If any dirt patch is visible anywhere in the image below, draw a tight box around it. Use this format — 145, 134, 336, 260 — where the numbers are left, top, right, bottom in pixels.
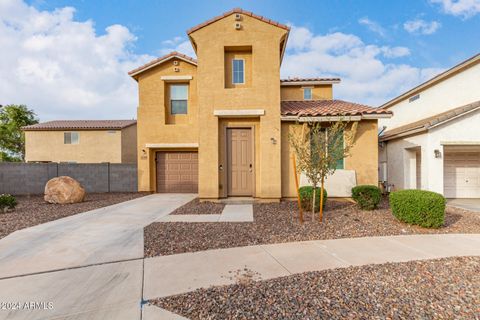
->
144, 198, 480, 257
0, 192, 148, 239
152, 256, 480, 319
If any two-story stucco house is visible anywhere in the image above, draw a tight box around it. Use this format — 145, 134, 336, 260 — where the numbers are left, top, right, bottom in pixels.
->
129, 8, 391, 201
379, 53, 480, 199
23, 120, 137, 163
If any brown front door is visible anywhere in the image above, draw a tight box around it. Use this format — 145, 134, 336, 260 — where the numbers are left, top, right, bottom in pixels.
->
227, 128, 253, 196
156, 151, 198, 193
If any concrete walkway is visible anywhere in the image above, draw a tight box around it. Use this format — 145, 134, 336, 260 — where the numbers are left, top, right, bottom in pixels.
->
448, 198, 480, 213
143, 233, 480, 299
0, 193, 195, 320
159, 204, 253, 222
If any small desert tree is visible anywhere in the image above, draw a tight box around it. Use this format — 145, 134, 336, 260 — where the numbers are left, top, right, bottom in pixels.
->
289, 119, 357, 222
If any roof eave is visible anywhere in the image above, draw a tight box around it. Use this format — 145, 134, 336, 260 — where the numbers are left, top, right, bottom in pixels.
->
128, 54, 197, 78
280, 79, 341, 86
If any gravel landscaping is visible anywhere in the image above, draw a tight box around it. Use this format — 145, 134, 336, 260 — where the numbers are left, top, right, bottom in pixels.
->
152, 256, 480, 319
144, 198, 480, 256
170, 198, 225, 215
0, 192, 147, 239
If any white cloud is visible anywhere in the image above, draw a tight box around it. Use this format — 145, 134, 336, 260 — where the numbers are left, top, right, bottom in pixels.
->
358, 17, 386, 37
404, 19, 441, 35
430, 0, 480, 18
0, 0, 154, 121
158, 36, 196, 57
282, 26, 443, 106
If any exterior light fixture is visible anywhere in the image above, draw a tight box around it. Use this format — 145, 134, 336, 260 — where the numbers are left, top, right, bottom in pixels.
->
270, 137, 277, 145
434, 149, 441, 158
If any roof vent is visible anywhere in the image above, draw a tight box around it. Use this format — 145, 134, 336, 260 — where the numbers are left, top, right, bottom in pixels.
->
235, 13, 242, 21
174, 67, 180, 72
235, 22, 242, 30
173, 60, 179, 66
409, 94, 420, 103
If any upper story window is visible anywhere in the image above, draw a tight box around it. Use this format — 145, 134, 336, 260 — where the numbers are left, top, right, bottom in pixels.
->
64, 132, 79, 144
232, 59, 245, 84
170, 84, 188, 114
303, 87, 312, 100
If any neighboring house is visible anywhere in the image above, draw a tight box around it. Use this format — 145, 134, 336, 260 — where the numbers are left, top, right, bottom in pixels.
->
379, 53, 480, 198
129, 8, 391, 200
23, 120, 137, 164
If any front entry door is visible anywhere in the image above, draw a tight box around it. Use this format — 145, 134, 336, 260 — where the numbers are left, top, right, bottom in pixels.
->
227, 128, 253, 196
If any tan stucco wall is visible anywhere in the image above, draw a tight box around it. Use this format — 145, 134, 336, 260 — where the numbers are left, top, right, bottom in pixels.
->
121, 124, 137, 163
136, 59, 198, 191
281, 85, 332, 101
345, 120, 379, 186
281, 120, 379, 197
190, 13, 288, 200
24, 130, 122, 163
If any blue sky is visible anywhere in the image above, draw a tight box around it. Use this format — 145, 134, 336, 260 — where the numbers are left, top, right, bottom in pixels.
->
1, 0, 479, 120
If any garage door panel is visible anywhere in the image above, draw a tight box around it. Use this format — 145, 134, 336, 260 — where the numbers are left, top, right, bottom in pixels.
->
156, 151, 198, 193
444, 150, 480, 198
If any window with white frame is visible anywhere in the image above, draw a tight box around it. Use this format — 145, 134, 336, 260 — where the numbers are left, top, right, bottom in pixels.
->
64, 132, 79, 144
170, 84, 188, 114
232, 59, 245, 84
303, 87, 312, 100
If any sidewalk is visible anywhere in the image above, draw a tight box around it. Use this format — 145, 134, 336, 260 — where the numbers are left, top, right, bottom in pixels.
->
143, 233, 480, 299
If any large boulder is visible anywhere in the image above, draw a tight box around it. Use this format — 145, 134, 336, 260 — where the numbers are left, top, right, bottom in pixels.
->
44, 176, 86, 204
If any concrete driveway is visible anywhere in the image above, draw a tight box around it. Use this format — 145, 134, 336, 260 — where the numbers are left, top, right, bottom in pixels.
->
447, 198, 480, 212
0, 193, 195, 320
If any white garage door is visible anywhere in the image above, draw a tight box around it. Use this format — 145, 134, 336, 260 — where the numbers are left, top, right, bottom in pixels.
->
444, 147, 480, 198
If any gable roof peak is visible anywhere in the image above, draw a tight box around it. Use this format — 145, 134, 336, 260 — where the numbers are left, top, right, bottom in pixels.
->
128, 51, 197, 78
186, 8, 290, 35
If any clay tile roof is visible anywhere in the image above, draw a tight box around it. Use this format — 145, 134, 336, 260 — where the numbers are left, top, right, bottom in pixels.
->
280, 77, 341, 83
128, 51, 197, 77
281, 100, 392, 117
380, 100, 480, 141
22, 120, 137, 131
187, 8, 290, 34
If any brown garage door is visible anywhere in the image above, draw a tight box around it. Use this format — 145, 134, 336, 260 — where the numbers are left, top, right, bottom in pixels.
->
156, 152, 198, 193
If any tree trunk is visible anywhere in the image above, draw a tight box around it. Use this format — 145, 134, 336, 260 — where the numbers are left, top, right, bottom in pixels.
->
292, 155, 303, 223
311, 184, 316, 221
319, 175, 325, 222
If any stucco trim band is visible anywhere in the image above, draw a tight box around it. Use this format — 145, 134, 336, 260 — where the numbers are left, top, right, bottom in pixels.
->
145, 143, 199, 148
160, 75, 193, 80
214, 109, 265, 117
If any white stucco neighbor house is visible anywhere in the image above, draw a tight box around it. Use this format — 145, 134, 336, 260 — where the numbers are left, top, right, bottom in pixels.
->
378, 53, 480, 199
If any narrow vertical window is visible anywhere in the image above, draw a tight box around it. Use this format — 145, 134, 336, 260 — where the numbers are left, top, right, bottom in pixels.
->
303, 87, 312, 100
232, 59, 245, 84
170, 84, 188, 114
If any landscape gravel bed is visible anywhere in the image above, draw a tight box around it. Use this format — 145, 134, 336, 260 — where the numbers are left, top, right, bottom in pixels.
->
144, 198, 480, 256
152, 256, 480, 319
0, 192, 147, 239
170, 198, 225, 215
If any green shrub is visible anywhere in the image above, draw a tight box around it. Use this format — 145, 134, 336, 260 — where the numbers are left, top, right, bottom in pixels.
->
351, 185, 382, 210
0, 194, 17, 213
389, 190, 445, 228
299, 186, 328, 212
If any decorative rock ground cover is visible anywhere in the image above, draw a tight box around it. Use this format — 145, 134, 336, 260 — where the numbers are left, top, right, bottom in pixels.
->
144, 198, 480, 257
152, 256, 480, 319
169, 198, 225, 215
0, 192, 147, 239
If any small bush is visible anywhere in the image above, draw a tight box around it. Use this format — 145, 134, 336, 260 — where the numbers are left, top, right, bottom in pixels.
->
0, 194, 17, 213
389, 189, 445, 228
351, 185, 382, 210
299, 186, 328, 212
